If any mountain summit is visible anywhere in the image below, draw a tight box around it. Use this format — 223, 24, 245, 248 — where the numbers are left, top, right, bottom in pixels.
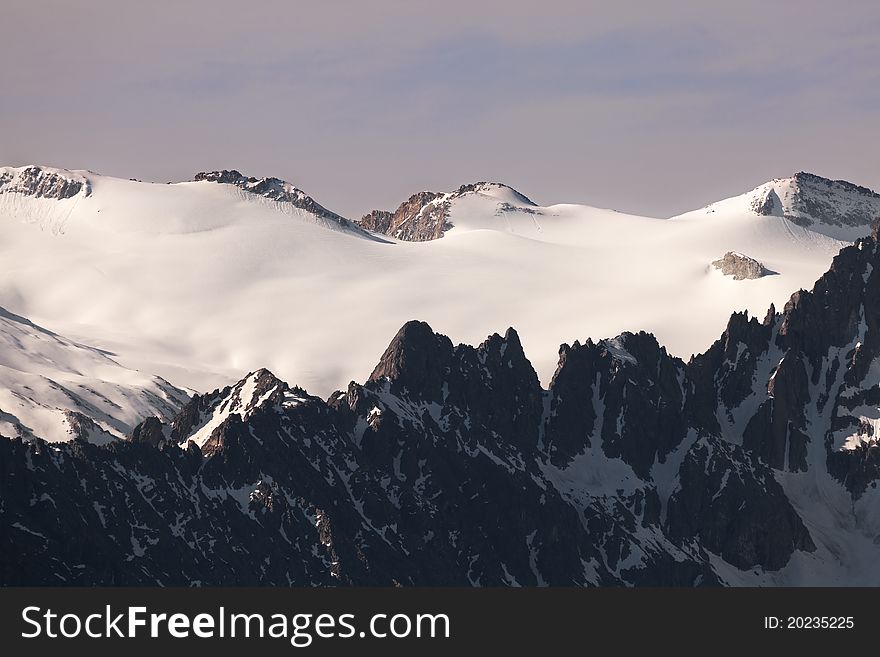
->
193, 169, 382, 240
690, 172, 880, 241
0, 165, 91, 200
358, 181, 536, 241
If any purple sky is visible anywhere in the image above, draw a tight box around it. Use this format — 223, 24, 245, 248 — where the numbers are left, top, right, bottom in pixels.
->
2, 0, 878, 218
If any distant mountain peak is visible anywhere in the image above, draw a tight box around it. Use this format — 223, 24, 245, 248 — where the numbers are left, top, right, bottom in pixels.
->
791, 171, 880, 197
358, 180, 536, 242
193, 169, 338, 217
744, 171, 880, 238
0, 165, 91, 200
193, 169, 384, 241
452, 181, 537, 206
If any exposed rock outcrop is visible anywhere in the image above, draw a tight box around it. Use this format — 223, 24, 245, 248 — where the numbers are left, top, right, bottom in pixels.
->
712, 252, 773, 280
194, 169, 382, 240
360, 191, 448, 241
358, 182, 535, 241
0, 165, 90, 200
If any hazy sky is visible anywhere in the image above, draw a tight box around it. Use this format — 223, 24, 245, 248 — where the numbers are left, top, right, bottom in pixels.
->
2, 1, 878, 219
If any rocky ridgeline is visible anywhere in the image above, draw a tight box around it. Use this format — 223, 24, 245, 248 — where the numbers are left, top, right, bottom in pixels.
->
750, 171, 880, 231
0, 165, 90, 200
193, 169, 380, 239
359, 191, 448, 241
194, 169, 342, 221
359, 182, 535, 241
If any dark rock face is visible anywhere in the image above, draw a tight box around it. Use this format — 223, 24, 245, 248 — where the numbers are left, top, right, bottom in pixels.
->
758, 171, 880, 230
665, 437, 814, 570
789, 172, 880, 229
742, 354, 811, 472
129, 416, 167, 448
0, 166, 90, 199
827, 441, 880, 498
546, 333, 688, 475
7, 232, 880, 586
368, 320, 455, 400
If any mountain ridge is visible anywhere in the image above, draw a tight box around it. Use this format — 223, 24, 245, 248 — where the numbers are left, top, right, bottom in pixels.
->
5, 163, 878, 243
0, 161, 869, 428
5, 223, 880, 585
679, 171, 880, 242
192, 169, 385, 241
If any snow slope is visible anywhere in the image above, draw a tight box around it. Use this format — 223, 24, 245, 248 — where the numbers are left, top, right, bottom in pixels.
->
0, 305, 188, 443
0, 165, 859, 405
674, 171, 880, 242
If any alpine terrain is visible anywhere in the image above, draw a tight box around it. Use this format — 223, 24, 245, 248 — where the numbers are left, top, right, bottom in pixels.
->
1, 165, 873, 408
2, 165, 880, 586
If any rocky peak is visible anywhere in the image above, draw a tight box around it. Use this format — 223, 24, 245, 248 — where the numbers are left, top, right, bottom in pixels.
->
362, 322, 544, 452
0, 165, 91, 200
194, 169, 332, 215
777, 233, 880, 360
747, 172, 880, 236
455, 327, 543, 451
545, 331, 688, 474
480, 327, 530, 369
453, 181, 536, 206
793, 171, 879, 197
129, 416, 169, 448
367, 320, 455, 401
359, 191, 447, 242
164, 368, 291, 454
358, 181, 534, 242
192, 169, 247, 185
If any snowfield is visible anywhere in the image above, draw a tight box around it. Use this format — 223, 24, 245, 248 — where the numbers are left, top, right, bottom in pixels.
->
0, 166, 860, 436
0, 305, 188, 443
4, 165, 880, 588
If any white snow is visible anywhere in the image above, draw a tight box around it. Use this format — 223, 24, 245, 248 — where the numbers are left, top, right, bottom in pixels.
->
0, 166, 854, 405
0, 305, 188, 443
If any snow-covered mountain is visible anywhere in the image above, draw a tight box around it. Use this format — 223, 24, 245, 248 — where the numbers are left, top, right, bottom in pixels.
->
2, 164, 870, 414
192, 169, 385, 240
674, 171, 880, 241
4, 163, 880, 586
6, 227, 880, 585
359, 181, 537, 241
0, 305, 188, 443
